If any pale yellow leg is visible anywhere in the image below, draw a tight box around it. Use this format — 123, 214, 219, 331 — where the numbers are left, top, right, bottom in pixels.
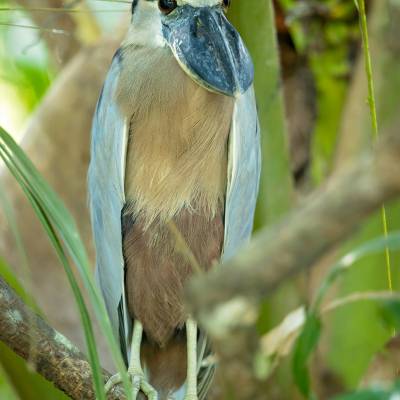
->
184, 318, 198, 400
105, 320, 158, 399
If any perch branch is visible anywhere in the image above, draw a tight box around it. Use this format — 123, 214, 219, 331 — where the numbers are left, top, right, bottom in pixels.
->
186, 121, 400, 399
0, 276, 126, 400
188, 124, 400, 328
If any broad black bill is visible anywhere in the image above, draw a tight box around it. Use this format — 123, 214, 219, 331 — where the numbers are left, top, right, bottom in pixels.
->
162, 5, 254, 97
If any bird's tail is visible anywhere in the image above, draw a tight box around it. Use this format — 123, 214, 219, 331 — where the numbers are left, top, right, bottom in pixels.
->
141, 329, 215, 400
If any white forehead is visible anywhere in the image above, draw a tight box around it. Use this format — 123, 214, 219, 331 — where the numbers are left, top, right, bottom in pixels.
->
177, 0, 220, 6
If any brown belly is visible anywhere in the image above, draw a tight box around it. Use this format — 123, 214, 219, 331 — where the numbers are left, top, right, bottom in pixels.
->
123, 204, 224, 347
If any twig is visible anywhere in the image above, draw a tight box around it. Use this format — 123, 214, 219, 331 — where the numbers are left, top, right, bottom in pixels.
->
167, 220, 203, 275
322, 291, 400, 314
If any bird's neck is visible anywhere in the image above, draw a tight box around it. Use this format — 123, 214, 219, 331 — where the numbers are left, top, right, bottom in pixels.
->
124, 1, 165, 48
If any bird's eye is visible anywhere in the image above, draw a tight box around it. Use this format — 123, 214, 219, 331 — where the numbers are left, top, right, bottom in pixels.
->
223, 0, 231, 8
158, 0, 177, 14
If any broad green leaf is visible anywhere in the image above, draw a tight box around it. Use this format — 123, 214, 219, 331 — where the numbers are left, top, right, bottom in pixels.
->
327, 206, 400, 387
292, 312, 321, 397
332, 382, 400, 400
333, 390, 388, 400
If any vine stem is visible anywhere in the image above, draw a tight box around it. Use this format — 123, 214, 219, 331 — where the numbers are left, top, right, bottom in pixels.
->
356, 0, 393, 295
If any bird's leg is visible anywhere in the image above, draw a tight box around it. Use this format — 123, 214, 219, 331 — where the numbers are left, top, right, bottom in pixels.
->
184, 317, 198, 400
128, 320, 157, 399
105, 320, 158, 400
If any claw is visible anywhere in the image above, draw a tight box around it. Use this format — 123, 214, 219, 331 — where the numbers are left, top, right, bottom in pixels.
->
104, 371, 158, 400
104, 373, 125, 394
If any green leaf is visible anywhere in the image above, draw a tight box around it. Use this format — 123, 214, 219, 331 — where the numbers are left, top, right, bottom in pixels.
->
312, 231, 400, 312
326, 205, 400, 387
333, 390, 387, 400
379, 299, 400, 331
292, 313, 321, 397
332, 382, 400, 399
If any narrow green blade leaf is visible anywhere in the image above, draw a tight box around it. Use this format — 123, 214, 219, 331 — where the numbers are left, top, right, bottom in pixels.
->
0, 127, 132, 399
0, 141, 106, 400
292, 313, 321, 397
313, 232, 400, 311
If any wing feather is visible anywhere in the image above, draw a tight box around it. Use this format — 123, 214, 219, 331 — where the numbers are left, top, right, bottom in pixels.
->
88, 49, 131, 353
223, 86, 261, 260
89, 53, 260, 390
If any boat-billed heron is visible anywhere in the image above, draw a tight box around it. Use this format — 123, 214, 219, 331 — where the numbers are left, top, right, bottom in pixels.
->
88, 0, 260, 398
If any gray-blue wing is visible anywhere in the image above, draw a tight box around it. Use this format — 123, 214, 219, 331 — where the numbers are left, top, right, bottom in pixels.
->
223, 86, 261, 261
88, 50, 130, 352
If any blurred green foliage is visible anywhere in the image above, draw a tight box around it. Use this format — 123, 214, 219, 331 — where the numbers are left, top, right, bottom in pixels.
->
0, 364, 18, 400
0, 1, 52, 135
229, 0, 294, 228
332, 382, 400, 400
278, 0, 359, 182
0, 342, 69, 400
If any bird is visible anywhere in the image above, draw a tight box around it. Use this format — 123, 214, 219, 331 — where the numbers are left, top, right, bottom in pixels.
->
88, 0, 261, 399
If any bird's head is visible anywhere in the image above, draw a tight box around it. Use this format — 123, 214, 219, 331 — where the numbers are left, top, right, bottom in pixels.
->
128, 0, 254, 97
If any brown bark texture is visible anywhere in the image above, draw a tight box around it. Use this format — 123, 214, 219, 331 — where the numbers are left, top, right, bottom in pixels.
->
0, 276, 126, 400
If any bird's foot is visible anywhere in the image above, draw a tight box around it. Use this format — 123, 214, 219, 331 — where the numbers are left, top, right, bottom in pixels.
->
104, 370, 158, 400
130, 371, 158, 400
104, 373, 123, 394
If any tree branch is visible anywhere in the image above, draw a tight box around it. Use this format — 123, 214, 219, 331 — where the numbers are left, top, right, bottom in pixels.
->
186, 123, 400, 398
188, 125, 400, 324
0, 276, 126, 400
